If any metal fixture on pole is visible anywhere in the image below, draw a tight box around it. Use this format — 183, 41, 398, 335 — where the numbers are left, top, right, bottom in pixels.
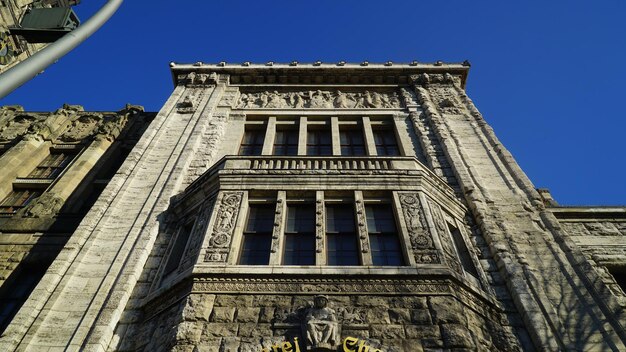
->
0, 0, 123, 99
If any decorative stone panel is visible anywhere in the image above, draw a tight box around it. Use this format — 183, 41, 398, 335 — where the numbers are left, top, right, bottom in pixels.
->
204, 191, 244, 263
397, 192, 440, 265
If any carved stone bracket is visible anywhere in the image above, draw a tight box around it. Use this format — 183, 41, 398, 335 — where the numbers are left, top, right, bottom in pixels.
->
204, 191, 243, 263
410, 73, 462, 88
237, 89, 403, 109
177, 71, 227, 87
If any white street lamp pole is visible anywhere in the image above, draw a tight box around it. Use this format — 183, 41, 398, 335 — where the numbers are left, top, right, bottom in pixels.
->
0, 0, 123, 99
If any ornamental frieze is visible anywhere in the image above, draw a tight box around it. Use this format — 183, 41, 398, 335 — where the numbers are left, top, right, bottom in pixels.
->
192, 277, 451, 295
237, 89, 403, 109
204, 191, 243, 263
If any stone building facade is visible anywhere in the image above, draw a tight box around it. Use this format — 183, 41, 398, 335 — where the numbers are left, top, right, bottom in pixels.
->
0, 104, 154, 332
0, 62, 625, 352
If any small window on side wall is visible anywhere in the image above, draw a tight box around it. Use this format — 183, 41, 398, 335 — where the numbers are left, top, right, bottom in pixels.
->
163, 221, 194, 276
447, 223, 479, 278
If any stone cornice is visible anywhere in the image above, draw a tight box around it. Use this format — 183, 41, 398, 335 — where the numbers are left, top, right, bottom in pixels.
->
170, 61, 470, 88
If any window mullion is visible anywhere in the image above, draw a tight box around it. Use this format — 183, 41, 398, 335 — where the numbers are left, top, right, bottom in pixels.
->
297, 116, 307, 156
261, 116, 276, 155
362, 116, 377, 156
331, 116, 341, 156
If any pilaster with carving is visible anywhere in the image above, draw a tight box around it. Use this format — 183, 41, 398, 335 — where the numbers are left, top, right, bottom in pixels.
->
315, 191, 325, 265
397, 192, 440, 265
354, 191, 372, 265
269, 192, 286, 265
204, 191, 244, 263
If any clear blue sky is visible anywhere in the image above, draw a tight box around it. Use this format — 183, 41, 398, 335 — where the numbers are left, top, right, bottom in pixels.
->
2, 1, 625, 206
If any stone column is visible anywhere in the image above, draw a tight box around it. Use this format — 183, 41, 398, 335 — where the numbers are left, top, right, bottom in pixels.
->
315, 191, 325, 265
361, 116, 377, 156
297, 116, 307, 156
262, 116, 276, 155
269, 191, 287, 265
331, 116, 341, 156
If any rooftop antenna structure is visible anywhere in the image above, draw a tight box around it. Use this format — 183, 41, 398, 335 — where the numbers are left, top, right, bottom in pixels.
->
0, 0, 123, 99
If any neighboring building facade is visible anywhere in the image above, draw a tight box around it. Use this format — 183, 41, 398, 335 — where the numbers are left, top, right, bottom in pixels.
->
0, 104, 154, 333
0, 0, 80, 73
0, 62, 625, 352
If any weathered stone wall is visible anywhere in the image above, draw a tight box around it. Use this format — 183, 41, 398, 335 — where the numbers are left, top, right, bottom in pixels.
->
127, 289, 519, 352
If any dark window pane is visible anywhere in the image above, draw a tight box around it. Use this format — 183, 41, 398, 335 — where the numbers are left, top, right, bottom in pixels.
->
163, 222, 194, 275
340, 128, 365, 156
240, 204, 275, 265
326, 204, 359, 265
274, 129, 298, 156
284, 233, 315, 265
326, 204, 355, 233
366, 204, 404, 266
28, 152, 75, 179
284, 205, 316, 265
240, 233, 272, 265
239, 129, 265, 156
245, 206, 274, 233
370, 234, 404, 266
307, 129, 332, 156
327, 234, 359, 265
373, 128, 399, 156
0, 190, 41, 215
286, 205, 315, 233
365, 205, 396, 233
448, 224, 479, 277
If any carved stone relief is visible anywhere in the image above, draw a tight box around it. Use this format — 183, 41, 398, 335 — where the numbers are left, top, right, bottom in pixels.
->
399, 193, 432, 249
237, 89, 403, 109
177, 88, 205, 114
0, 114, 36, 141
429, 87, 465, 115
59, 114, 103, 142
204, 192, 243, 263
95, 114, 128, 142
354, 199, 370, 254
178, 199, 215, 273
218, 89, 240, 108
398, 193, 444, 265
17, 193, 63, 218
315, 198, 324, 254
271, 198, 284, 254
